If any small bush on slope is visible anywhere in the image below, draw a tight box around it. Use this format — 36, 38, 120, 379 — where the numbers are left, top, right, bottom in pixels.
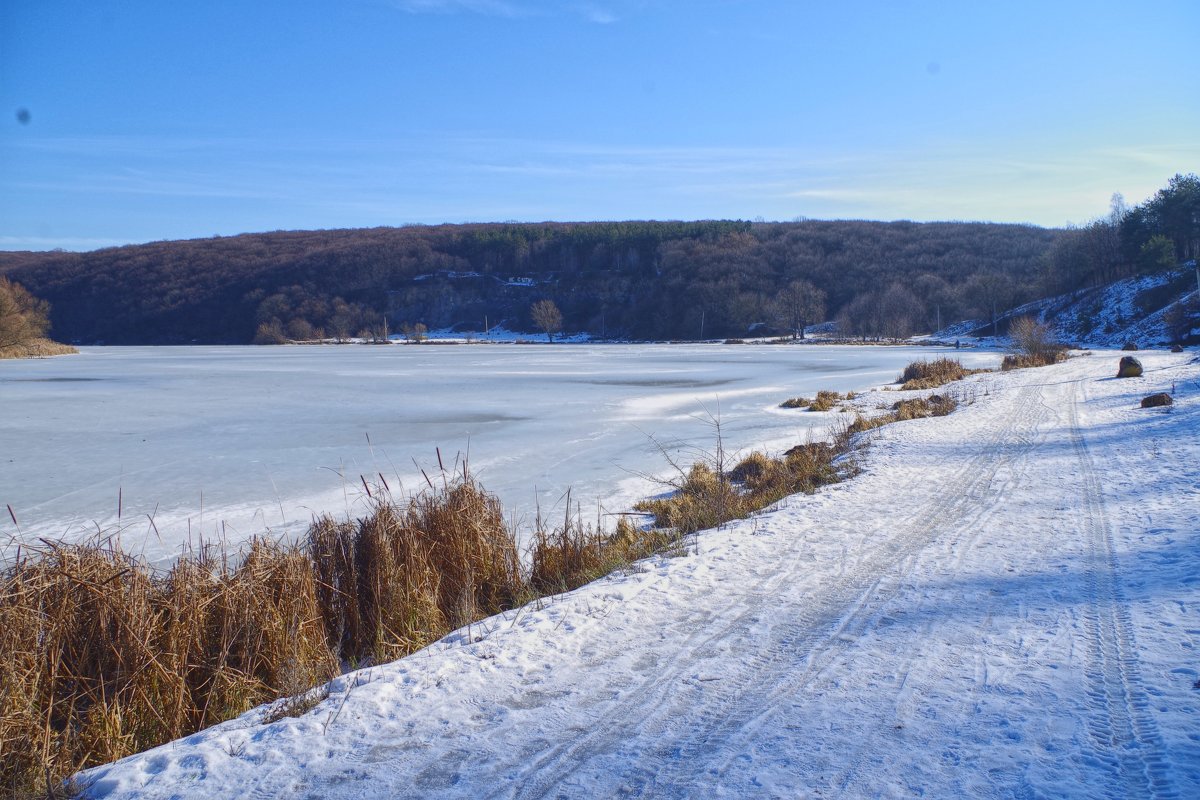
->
1003, 316, 1069, 370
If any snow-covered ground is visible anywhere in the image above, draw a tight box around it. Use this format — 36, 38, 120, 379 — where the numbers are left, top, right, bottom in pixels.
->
79, 348, 1200, 799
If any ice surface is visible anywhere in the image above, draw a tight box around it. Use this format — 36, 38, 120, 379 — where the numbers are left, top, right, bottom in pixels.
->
0, 343, 997, 561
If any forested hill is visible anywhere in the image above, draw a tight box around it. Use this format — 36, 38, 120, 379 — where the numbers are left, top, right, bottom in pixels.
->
0, 220, 1060, 344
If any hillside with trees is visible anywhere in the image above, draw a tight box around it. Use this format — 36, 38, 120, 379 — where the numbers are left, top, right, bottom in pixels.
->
1043, 173, 1199, 294
0, 219, 1062, 344
2, 174, 1195, 346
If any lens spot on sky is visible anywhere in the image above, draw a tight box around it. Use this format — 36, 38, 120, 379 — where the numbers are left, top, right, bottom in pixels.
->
925, 61, 941, 76
15, 108, 31, 124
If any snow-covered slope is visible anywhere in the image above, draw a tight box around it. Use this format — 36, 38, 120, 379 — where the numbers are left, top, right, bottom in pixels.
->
941, 268, 1199, 349
79, 351, 1200, 799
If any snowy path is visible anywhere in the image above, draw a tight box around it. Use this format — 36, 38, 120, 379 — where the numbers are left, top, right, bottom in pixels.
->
81, 352, 1200, 799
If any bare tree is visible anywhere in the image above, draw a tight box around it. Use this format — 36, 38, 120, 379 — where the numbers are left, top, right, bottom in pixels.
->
878, 283, 921, 339
1009, 316, 1058, 359
0, 277, 50, 350
771, 279, 826, 339
400, 322, 428, 343
836, 284, 920, 341
530, 299, 563, 342
836, 293, 879, 341
964, 271, 1016, 337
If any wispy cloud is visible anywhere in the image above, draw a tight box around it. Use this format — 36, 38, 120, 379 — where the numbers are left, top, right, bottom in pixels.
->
575, 3, 618, 24
391, 0, 529, 17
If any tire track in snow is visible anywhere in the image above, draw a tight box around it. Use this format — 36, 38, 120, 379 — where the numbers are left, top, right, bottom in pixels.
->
1067, 379, 1175, 800
504, 378, 1048, 799
835, 386, 1055, 799
638, 382, 1050, 798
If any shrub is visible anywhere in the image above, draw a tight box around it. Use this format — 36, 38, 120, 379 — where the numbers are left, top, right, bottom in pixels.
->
1009, 316, 1065, 362
779, 397, 811, 409
898, 358, 977, 390
1163, 297, 1199, 343
0, 338, 77, 358
807, 390, 843, 411
0, 277, 50, 352
892, 394, 958, 420
253, 319, 289, 344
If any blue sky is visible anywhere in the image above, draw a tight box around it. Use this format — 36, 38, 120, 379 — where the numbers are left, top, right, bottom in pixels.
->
1, 0, 1197, 250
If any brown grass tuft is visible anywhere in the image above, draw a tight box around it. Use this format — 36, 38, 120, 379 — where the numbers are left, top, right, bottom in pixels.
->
1000, 351, 1068, 370
848, 392, 960, 435
634, 437, 846, 535
897, 357, 981, 390
0, 536, 337, 798
807, 390, 843, 412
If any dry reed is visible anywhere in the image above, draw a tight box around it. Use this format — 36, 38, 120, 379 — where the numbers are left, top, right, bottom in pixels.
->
3, 470, 683, 796
634, 432, 849, 535
897, 357, 983, 390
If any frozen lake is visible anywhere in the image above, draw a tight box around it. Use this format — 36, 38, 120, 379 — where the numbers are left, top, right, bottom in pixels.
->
1, 343, 999, 562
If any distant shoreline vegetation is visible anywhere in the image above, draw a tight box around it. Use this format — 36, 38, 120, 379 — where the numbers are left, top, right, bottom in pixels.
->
0, 218, 1059, 347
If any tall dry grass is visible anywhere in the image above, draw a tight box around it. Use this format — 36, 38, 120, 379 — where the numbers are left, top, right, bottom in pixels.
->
1, 471, 686, 797
307, 478, 522, 664
528, 508, 676, 595
1, 536, 336, 798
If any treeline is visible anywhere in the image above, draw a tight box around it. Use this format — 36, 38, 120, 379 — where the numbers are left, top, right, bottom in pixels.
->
0, 219, 1062, 343
1044, 173, 1200, 294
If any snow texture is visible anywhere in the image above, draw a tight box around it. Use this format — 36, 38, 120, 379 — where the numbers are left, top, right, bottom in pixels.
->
78, 349, 1200, 799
